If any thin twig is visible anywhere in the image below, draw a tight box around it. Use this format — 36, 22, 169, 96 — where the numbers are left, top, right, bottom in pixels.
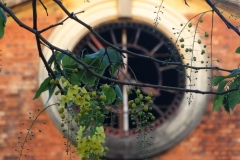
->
52, 0, 234, 72
18, 103, 58, 160
205, 0, 240, 36
32, 0, 63, 92
39, 16, 70, 33
0, 2, 232, 72
153, 0, 164, 28
0, 2, 238, 95
39, 0, 48, 16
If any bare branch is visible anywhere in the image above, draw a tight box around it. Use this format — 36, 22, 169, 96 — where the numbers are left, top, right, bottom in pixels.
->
0, 1, 238, 95
18, 104, 58, 160
32, 0, 63, 92
39, 0, 48, 16
205, 0, 240, 36
39, 16, 70, 33
52, 0, 233, 73
184, 0, 189, 6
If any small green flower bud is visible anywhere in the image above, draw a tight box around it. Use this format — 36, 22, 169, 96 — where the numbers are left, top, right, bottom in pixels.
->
103, 84, 109, 90
55, 90, 61, 95
50, 79, 55, 84
139, 94, 143, 100
149, 100, 153, 104
58, 108, 64, 114
188, 22, 192, 28
197, 39, 202, 44
100, 95, 106, 102
205, 32, 209, 37
131, 103, 136, 109
136, 89, 141, 94
91, 91, 97, 97
148, 92, 153, 97
61, 113, 65, 119
54, 79, 59, 84
135, 98, 140, 104
128, 100, 134, 106
127, 89, 132, 95
143, 106, 148, 112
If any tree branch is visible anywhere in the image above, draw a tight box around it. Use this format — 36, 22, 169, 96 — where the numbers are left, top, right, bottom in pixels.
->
32, 1, 63, 92
0, 2, 238, 95
52, 0, 234, 73
184, 0, 189, 6
39, 16, 70, 33
205, 0, 240, 36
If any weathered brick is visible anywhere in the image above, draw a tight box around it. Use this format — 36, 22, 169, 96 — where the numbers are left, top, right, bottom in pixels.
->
1, 2, 240, 160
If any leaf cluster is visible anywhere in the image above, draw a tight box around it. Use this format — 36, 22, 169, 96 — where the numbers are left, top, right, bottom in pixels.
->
33, 48, 123, 105
212, 70, 240, 115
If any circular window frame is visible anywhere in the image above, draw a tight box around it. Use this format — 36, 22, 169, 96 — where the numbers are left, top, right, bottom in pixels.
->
39, 0, 211, 159
72, 20, 186, 136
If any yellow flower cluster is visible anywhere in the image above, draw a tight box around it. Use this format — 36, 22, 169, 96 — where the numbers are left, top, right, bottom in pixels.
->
76, 126, 107, 159
58, 77, 108, 159
60, 77, 90, 111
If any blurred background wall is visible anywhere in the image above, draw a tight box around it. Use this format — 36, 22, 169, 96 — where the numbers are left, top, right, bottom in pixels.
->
0, 0, 240, 160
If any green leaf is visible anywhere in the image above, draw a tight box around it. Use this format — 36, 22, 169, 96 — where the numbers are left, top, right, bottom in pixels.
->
212, 95, 225, 111
48, 51, 64, 66
228, 77, 240, 110
235, 47, 240, 54
0, 8, 6, 24
212, 80, 228, 111
78, 49, 108, 86
212, 69, 240, 86
45, 83, 56, 106
213, 80, 228, 102
53, 52, 66, 73
66, 72, 81, 85
33, 77, 51, 100
78, 70, 97, 86
228, 68, 240, 77
213, 77, 240, 113
55, 72, 62, 80
63, 64, 78, 70
103, 86, 116, 105
85, 49, 105, 59
0, 18, 4, 38
223, 95, 230, 115
212, 76, 226, 86
62, 52, 77, 69
56, 51, 66, 63
102, 49, 123, 75
77, 49, 122, 86
114, 84, 122, 105
48, 51, 57, 66
0, 8, 6, 39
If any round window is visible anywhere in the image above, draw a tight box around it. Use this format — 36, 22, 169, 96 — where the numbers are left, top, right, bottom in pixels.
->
39, 1, 210, 159
73, 20, 185, 137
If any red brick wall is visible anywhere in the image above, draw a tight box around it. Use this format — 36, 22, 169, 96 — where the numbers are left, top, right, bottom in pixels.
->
0, 13, 80, 160
154, 14, 240, 160
0, 6, 240, 160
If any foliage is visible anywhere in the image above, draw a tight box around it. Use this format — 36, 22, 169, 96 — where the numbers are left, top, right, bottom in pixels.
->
0, 2, 6, 38
0, 0, 240, 159
212, 68, 240, 115
236, 47, 240, 54
37, 48, 126, 159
